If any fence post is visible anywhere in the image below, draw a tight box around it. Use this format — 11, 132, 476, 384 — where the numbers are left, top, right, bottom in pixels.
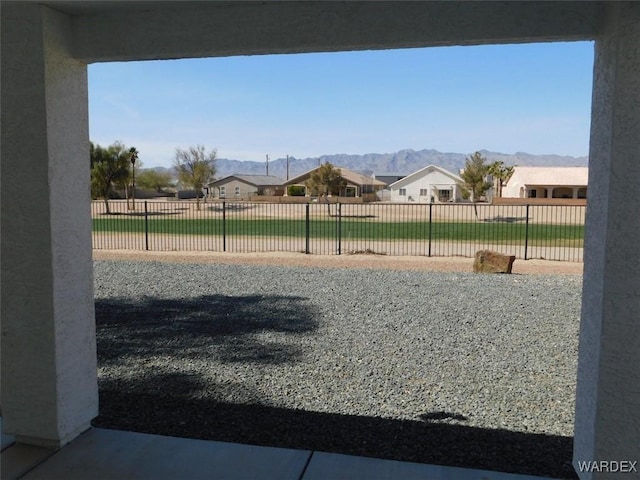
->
337, 202, 342, 255
524, 204, 530, 260
222, 201, 226, 252
428, 202, 432, 257
144, 201, 149, 251
305, 203, 310, 254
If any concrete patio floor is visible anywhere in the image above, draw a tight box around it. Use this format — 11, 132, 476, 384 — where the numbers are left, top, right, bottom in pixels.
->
1, 425, 558, 480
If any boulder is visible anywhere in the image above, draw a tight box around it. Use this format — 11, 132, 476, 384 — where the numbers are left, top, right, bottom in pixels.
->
473, 250, 516, 274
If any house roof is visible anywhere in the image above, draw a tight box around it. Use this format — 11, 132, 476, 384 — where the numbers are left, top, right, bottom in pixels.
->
507, 166, 588, 186
283, 166, 386, 187
388, 164, 462, 189
374, 173, 407, 183
375, 172, 406, 177
209, 174, 285, 187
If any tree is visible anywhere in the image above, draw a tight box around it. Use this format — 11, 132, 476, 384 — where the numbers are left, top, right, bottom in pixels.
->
287, 185, 306, 196
117, 148, 141, 210
90, 141, 135, 214
174, 145, 217, 210
459, 151, 493, 219
137, 169, 175, 192
127, 147, 140, 210
487, 160, 515, 198
305, 162, 347, 215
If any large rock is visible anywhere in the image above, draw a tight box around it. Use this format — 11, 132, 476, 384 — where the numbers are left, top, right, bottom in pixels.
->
473, 250, 516, 274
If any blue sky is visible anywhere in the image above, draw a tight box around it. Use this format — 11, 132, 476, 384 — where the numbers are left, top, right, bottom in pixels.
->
88, 41, 594, 169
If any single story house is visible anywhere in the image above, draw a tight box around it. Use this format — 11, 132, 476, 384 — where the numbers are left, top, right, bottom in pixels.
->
388, 164, 463, 203
502, 166, 588, 199
374, 173, 406, 187
283, 166, 386, 199
207, 174, 285, 199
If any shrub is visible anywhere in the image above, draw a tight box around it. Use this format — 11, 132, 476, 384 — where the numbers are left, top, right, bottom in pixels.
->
287, 185, 306, 196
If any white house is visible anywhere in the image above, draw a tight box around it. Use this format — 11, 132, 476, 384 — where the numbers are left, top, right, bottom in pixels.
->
502, 166, 588, 199
388, 165, 463, 203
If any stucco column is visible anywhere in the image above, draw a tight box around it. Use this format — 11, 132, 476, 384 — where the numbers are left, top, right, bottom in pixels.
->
1, 5, 98, 447
574, 3, 640, 478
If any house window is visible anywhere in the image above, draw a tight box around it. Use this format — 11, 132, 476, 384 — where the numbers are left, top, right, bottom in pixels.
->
419, 189, 428, 196
439, 189, 451, 200
399, 188, 407, 196
527, 189, 537, 198
235, 186, 240, 196
220, 186, 226, 197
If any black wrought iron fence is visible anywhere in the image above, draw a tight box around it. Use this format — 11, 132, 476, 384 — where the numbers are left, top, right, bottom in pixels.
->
91, 200, 585, 261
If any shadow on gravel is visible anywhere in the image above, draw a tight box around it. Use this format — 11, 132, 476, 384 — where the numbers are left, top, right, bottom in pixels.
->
93, 370, 576, 479
95, 294, 319, 366
419, 411, 469, 422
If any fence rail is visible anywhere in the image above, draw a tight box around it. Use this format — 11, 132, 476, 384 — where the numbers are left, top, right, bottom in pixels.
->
91, 200, 585, 262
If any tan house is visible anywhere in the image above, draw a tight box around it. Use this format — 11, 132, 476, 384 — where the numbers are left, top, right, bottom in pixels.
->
283, 166, 386, 200
207, 174, 285, 199
502, 166, 588, 199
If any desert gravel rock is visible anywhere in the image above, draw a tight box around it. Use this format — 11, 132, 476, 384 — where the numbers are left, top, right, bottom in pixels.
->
93, 250, 583, 275
92, 253, 582, 478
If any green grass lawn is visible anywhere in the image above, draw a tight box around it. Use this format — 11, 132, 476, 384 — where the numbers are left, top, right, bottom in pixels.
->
93, 217, 584, 247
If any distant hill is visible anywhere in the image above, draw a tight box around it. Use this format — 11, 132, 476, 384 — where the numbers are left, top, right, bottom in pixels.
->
211, 148, 588, 180
152, 148, 588, 182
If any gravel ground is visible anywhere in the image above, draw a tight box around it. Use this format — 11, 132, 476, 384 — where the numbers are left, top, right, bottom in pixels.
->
93, 257, 582, 479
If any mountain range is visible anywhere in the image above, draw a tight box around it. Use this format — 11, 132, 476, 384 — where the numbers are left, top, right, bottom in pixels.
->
154, 148, 588, 181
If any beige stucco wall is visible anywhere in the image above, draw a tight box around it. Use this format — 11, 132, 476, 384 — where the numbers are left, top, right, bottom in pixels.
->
1, 4, 98, 447
574, 4, 640, 476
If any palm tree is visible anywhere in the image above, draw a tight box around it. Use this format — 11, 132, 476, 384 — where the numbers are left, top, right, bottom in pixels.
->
129, 147, 139, 210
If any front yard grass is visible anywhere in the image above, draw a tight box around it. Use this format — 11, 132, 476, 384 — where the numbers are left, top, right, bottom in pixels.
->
92, 217, 584, 247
